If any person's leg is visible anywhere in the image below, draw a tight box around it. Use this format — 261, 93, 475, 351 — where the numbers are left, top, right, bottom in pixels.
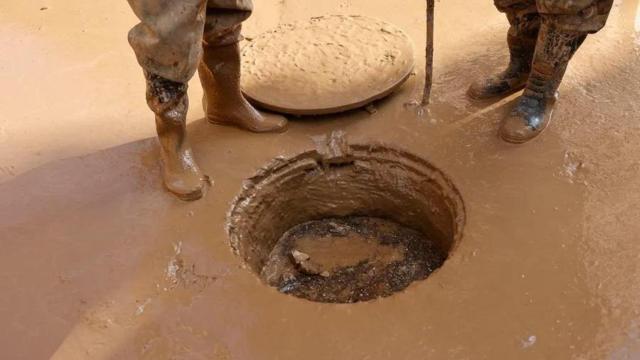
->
468, 0, 540, 100
128, 0, 207, 200
145, 73, 205, 200
499, 0, 613, 143
198, 0, 287, 132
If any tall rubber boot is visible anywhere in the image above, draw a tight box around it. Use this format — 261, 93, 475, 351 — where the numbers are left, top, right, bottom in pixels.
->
145, 72, 205, 200
198, 42, 288, 133
468, 15, 539, 100
499, 23, 586, 144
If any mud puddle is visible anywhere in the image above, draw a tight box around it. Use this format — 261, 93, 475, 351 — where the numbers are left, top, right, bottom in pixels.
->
261, 216, 446, 303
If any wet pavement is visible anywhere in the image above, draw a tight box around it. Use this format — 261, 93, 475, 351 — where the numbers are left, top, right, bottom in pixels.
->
1, 0, 640, 359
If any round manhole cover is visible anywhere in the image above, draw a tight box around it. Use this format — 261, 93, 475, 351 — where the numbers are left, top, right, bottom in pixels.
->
241, 15, 415, 116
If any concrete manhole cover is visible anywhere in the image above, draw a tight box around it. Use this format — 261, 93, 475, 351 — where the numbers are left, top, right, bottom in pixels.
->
241, 15, 415, 116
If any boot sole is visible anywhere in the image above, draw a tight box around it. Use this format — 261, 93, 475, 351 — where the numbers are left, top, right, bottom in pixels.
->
203, 96, 288, 134
166, 180, 207, 202
207, 117, 289, 134
170, 186, 204, 201
499, 120, 551, 145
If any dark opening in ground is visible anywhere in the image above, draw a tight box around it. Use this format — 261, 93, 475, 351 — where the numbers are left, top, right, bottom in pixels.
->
227, 140, 465, 303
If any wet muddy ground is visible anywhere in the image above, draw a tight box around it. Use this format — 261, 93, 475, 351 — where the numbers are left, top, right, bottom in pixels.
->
1, 0, 640, 359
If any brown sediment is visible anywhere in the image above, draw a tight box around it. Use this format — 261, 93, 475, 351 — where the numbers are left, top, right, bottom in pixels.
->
240, 15, 415, 115
1, 0, 640, 359
292, 220, 406, 273
262, 216, 446, 303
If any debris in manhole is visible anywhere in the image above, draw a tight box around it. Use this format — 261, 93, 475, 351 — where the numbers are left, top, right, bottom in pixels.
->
261, 216, 447, 303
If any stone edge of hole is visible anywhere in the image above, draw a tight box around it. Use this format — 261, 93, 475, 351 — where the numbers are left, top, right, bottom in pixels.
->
225, 143, 467, 274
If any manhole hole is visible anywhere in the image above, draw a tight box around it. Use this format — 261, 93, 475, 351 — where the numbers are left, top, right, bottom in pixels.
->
227, 134, 465, 303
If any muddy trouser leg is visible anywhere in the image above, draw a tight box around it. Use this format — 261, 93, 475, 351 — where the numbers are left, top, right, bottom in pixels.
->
505, 9, 541, 75
499, 0, 613, 143
127, 0, 208, 200
468, 0, 540, 99
197, 0, 287, 132
527, 0, 614, 98
523, 22, 586, 103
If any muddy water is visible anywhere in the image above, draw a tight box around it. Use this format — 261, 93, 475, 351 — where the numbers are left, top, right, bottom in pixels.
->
1, 0, 640, 359
293, 221, 406, 271
262, 216, 445, 303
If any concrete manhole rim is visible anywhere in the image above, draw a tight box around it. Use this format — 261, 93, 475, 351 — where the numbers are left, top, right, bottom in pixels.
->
226, 139, 466, 302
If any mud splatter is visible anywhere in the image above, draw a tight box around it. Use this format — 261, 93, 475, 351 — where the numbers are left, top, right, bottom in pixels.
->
163, 242, 217, 293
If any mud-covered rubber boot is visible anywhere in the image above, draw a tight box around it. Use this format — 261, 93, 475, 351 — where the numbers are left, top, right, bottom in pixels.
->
145, 72, 206, 200
499, 24, 587, 144
198, 42, 287, 133
468, 31, 537, 100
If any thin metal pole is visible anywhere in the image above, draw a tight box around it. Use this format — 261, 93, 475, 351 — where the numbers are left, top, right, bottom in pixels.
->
422, 0, 435, 106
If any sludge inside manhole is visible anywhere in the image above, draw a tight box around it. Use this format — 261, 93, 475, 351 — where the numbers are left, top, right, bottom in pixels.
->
227, 138, 465, 303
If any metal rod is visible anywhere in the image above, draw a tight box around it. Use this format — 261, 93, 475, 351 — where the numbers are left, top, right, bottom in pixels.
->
422, 0, 435, 106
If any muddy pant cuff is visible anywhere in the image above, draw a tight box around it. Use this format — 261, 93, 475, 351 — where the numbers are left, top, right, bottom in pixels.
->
540, 13, 610, 33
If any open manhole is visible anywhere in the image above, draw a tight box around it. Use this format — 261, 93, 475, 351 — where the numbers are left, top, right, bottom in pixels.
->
227, 134, 465, 303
